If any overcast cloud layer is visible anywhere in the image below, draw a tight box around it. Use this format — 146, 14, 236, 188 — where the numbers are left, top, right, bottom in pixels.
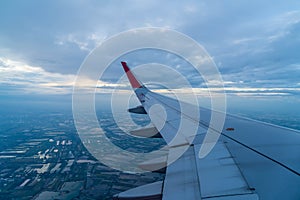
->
0, 0, 300, 97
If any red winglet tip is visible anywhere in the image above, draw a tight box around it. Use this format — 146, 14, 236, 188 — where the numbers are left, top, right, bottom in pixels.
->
121, 61, 142, 88
121, 61, 130, 72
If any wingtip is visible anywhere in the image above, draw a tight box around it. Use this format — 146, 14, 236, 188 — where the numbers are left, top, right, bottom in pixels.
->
121, 61, 130, 72
121, 61, 144, 89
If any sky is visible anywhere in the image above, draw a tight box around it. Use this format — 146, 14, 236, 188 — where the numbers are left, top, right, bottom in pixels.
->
0, 0, 300, 109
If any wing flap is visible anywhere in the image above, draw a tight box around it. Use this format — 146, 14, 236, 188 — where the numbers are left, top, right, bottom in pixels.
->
194, 142, 257, 198
162, 142, 259, 200
130, 126, 162, 138
162, 145, 201, 200
113, 181, 163, 200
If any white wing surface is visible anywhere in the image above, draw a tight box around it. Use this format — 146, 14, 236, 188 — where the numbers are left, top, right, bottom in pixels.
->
114, 62, 300, 200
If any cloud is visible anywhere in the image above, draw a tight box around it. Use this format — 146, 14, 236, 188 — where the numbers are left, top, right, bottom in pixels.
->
0, 57, 128, 94
55, 33, 107, 52
2, 56, 298, 99
152, 86, 300, 99
207, 10, 300, 90
1, 1, 300, 99
0, 0, 194, 74
0, 57, 75, 94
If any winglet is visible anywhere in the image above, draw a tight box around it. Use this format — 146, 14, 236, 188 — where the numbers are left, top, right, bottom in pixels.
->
121, 62, 143, 89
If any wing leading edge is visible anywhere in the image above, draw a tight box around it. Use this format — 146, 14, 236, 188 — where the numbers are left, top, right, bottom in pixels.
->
114, 62, 300, 200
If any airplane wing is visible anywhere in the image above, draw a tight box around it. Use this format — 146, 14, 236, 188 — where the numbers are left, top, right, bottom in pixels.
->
114, 62, 300, 200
